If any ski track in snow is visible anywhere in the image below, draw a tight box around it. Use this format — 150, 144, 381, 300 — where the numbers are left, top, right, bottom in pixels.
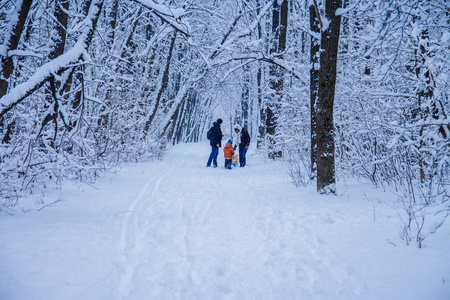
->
117, 147, 190, 298
1, 142, 449, 300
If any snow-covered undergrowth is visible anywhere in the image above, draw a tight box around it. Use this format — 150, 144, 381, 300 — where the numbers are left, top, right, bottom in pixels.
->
1, 142, 449, 300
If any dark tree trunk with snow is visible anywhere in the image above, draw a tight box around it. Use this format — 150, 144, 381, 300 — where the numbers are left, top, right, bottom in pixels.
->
256, 0, 265, 149
310, 4, 320, 179
144, 31, 177, 134
241, 68, 250, 129
267, 0, 288, 159
49, 0, 69, 60
257, 63, 265, 148
40, 0, 70, 138
107, 0, 119, 45
0, 0, 33, 98
316, 0, 342, 194
70, 0, 101, 119
417, 26, 432, 183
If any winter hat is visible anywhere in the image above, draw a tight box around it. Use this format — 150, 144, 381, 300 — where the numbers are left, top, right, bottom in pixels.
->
227, 139, 232, 144
234, 124, 241, 131
217, 118, 223, 124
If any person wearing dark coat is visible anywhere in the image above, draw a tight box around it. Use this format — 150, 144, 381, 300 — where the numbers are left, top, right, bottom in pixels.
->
206, 118, 223, 167
233, 124, 251, 167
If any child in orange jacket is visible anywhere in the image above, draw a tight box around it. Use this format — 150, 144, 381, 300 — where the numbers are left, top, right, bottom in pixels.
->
223, 140, 235, 169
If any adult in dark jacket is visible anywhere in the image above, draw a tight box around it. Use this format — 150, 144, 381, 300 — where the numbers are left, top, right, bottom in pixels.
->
233, 124, 251, 167
206, 118, 223, 167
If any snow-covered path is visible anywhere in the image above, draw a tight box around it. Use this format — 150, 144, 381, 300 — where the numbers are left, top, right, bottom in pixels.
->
114, 144, 355, 299
1, 143, 449, 300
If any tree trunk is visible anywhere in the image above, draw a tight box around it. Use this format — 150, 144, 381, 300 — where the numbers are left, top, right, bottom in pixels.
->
68, 0, 102, 130
257, 62, 265, 148
267, 0, 288, 159
40, 0, 70, 136
316, 0, 342, 194
49, 0, 69, 60
417, 26, 429, 183
144, 31, 177, 134
107, 0, 119, 45
98, 0, 124, 129
160, 86, 189, 138
0, 0, 104, 119
256, 0, 265, 149
241, 67, 250, 129
310, 4, 320, 179
0, 0, 33, 98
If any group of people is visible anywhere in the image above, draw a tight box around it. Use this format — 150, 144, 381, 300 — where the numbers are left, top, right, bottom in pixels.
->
206, 118, 251, 169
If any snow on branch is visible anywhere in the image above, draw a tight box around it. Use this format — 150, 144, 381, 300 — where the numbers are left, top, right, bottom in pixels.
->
0, 0, 103, 118
213, 54, 303, 80
0, 46, 84, 117
132, 0, 190, 37
209, 1, 272, 61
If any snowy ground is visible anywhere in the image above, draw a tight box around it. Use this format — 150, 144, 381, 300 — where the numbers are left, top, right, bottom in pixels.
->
1, 142, 449, 300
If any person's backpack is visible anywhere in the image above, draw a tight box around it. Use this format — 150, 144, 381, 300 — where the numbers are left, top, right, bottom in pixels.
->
206, 127, 214, 140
